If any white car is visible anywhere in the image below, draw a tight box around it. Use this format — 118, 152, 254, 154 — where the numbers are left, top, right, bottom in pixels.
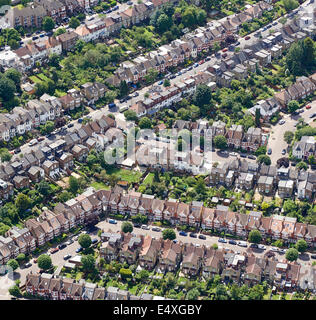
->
141, 225, 150, 230
28, 139, 38, 146
258, 244, 266, 250
271, 247, 279, 252
279, 119, 285, 125
229, 152, 238, 157
237, 241, 248, 247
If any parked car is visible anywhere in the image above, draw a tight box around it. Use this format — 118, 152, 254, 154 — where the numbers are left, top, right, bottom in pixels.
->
152, 227, 161, 232
179, 231, 188, 236
132, 92, 139, 97
141, 225, 150, 230
37, 136, 45, 142
250, 243, 258, 248
245, 36, 250, 40
75, 247, 83, 253
306, 105, 311, 109
189, 232, 197, 238
65, 240, 73, 245
228, 240, 237, 245
67, 123, 74, 128
311, 255, 316, 259
28, 139, 38, 146
248, 155, 256, 160
279, 119, 285, 125
271, 247, 279, 252
258, 244, 266, 250
237, 241, 247, 247
158, 80, 163, 85
309, 112, 316, 118
24, 262, 32, 268
240, 153, 247, 158
91, 239, 98, 244
218, 238, 227, 243
282, 149, 286, 155
63, 254, 71, 260
267, 148, 272, 155
58, 243, 67, 250
193, 63, 199, 68
198, 234, 206, 240
133, 223, 141, 228
50, 248, 59, 254
108, 219, 117, 224
222, 48, 228, 52
14, 147, 21, 154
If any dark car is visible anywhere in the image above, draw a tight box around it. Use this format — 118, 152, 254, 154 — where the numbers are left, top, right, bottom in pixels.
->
91, 238, 98, 244
198, 234, 206, 240
250, 243, 258, 248
179, 231, 187, 236
75, 247, 83, 253
240, 153, 247, 158
14, 147, 21, 154
152, 227, 161, 232
189, 232, 197, 238
32, 36, 39, 40
133, 223, 141, 228
228, 240, 237, 245
58, 243, 67, 250
248, 155, 256, 160
267, 148, 272, 155
67, 123, 74, 128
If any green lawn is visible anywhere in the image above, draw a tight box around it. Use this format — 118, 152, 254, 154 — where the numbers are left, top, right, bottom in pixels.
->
141, 173, 154, 186
90, 181, 110, 190
37, 73, 50, 82
272, 294, 280, 300
29, 76, 42, 84
106, 168, 142, 183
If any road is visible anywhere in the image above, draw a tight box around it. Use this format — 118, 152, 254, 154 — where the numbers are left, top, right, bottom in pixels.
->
267, 100, 316, 164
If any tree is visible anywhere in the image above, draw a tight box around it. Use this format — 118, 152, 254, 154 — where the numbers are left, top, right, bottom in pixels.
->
119, 268, 133, 279
193, 84, 212, 107
255, 108, 261, 127
214, 135, 227, 149
37, 180, 52, 196
136, 269, 149, 282
15, 193, 31, 214
284, 131, 294, 145
195, 177, 206, 194
257, 155, 271, 165
286, 248, 299, 262
156, 13, 173, 33
16, 253, 26, 264
163, 79, 170, 87
186, 288, 200, 300
296, 161, 308, 170
288, 100, 300, 113
0, 148, 12, 162
248, 230, 262, 244
254, 146, 267, 157
7, 259, 18, 272
212, 243, 218, 250
78, 234, 92, 249
121, 222, 133, 233
162, 228, 176, 240
37, 254, 53, 271
39, 120, 54, 135
295, 239, 308, 254
81, 254, 96, 273
124, 110, 138, 121
9, 285, 22, 298
5, 68, 21, 88
119, 80, 129, 98
139, 117, 152, 129
302, 37, 315, 68
69, 176, 79, 194
282, 0, 299, 12
42, 16, 55, 32
0, 76, 16, 102
69, 17, 80, 29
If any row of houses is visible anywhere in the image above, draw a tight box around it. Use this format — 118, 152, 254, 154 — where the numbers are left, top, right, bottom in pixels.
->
0, 82, 106, 142
0, 112, 118, 201
250, 75, 316, 120
0, 0, 178, 71
25, 272, 171, 300
99, 230, 304, 290
293, 136, 316, 161
207, 157, 316, 200
106, 2, 316, 90
1, 182, 316, 264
